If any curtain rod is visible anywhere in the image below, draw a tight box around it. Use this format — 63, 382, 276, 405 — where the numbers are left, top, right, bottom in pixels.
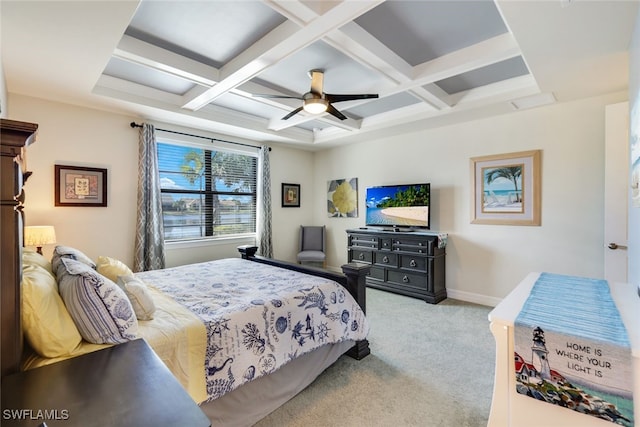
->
129, 122, 270, 151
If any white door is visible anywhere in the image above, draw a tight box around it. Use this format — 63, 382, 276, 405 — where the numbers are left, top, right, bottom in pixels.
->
604, 102, 629, 283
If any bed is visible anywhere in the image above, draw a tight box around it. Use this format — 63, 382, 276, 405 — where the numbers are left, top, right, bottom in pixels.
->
1, 119, 370, 425
7, 243, 370, 427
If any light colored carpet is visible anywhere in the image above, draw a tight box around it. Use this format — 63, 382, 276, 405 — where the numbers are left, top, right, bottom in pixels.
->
254, 288, 496, 427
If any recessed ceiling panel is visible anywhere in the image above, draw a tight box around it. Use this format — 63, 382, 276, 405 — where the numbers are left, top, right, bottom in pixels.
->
126, 1, 286, 68
103, 57, 195, 95
345, 92, 421, 117
251, 40, 393, 96
434, 56, 530, 94
354, 0, 508, 66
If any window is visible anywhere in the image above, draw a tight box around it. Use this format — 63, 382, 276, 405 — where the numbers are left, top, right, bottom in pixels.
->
157, 141, 257, 241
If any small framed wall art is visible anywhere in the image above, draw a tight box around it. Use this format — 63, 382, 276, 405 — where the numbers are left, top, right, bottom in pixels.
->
470, 150, 541, 225
282, 183, 300, 207
55, 164, 108, 207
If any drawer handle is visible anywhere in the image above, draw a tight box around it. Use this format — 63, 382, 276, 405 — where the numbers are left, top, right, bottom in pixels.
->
402, 275, 409, 283
419, 249, 424, 253
382, 256, 389, 263
409, 259, 417, 267
358, 253, 364, 260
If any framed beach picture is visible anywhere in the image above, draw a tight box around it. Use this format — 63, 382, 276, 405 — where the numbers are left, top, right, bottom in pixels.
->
55, 164, 108, 207
470, 150, 541, 225
281, 183, 300, 207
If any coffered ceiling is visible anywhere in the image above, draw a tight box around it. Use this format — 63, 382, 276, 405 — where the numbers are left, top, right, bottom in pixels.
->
1, 1, 638, 149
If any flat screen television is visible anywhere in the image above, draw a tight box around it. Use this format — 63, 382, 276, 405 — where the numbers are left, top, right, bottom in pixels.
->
365, 183, 430, 229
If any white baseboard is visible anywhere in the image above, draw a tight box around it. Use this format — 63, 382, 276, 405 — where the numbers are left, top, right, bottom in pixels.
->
445, 288, 501, 307
329, 264, 502, 307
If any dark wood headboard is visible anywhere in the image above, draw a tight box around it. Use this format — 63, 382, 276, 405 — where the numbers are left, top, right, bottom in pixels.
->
1, 119, 38, 377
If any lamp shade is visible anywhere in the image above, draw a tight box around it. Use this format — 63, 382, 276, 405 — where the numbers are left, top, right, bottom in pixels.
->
24, 225, 57, 247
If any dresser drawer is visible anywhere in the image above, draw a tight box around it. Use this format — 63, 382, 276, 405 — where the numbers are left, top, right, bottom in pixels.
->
350, 234, 378, 249
387, 270, 427, 289
368, 266, 385, 281
374, 252, 397, 267
393, 239, 433, 254
350, 249, 373, 264
399, 255, 427, 272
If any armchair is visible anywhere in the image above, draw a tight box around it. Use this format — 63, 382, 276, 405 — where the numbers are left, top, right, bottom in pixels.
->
296, 225, 326, 268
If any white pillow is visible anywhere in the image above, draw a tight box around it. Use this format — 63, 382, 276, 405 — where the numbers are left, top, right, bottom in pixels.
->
117, 275, 156, 321
57, 257, 138, 344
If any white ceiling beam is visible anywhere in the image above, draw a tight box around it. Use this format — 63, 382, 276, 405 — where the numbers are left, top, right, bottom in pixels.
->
263, 0, 319, 25
411, 33, 522, 88
95, 74, 185, 105
114, 35, 219, 87
181, 0, 384, 111
94, 75, 314, 144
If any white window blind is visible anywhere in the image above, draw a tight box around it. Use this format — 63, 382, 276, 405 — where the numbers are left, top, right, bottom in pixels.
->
157, 141, 257, 241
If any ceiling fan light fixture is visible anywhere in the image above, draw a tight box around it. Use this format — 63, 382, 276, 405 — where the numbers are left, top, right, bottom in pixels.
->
303, 97, 328, 114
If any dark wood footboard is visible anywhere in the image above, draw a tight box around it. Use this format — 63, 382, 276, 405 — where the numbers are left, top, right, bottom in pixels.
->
238, 245, 370, 359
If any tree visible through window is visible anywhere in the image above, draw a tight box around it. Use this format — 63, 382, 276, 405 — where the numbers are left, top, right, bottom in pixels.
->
157, 142, 257, 241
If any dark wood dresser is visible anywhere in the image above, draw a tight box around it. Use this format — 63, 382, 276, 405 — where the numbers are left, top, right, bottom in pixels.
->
347, 228, 447, 304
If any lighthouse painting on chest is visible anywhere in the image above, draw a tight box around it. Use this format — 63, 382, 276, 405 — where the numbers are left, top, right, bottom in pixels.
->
514, 325, 634, 425
513, 273, 634, 426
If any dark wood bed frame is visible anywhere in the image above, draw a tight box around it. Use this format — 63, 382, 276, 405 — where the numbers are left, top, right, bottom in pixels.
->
0, 118, 370, 380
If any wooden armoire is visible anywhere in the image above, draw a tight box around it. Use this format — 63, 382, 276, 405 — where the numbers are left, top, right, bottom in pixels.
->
1, 119, 38, 377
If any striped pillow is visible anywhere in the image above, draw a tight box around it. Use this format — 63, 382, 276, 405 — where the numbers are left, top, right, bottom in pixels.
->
57, 257, 138, 344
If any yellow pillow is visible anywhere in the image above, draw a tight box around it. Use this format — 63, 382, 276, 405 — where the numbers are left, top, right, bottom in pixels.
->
23, 248, 53, 275
22, 263, 82, 357
96, 256, 134, 283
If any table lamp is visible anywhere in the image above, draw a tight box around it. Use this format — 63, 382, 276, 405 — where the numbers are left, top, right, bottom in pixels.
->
24, 225, 57, 255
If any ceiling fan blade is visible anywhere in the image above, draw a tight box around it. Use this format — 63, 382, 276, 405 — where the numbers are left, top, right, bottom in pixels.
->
326, 104, 347, 120
281, 106, 304, 120
309, 69, 324, 95
253, 94, 302, 99
325, 94, 379, 103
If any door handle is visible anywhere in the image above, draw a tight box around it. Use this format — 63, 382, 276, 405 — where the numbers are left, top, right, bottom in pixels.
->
608, 243, 628, 250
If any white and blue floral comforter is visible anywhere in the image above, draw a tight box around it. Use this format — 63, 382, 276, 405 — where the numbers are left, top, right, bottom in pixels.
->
135, 258, 369, 402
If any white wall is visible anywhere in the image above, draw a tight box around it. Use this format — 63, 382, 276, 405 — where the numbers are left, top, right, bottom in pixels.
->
268, 145, 316, 261
9, 94, 139, 264
313, 92, 626, 304
628, 9, 640, 286
8, 94, 315, 268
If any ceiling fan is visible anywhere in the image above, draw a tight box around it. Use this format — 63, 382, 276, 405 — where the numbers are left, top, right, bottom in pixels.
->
253, 69, 379, 121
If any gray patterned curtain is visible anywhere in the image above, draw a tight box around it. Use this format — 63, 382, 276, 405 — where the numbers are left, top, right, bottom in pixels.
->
134, 123, 166, 272
257, 145, 273, 258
